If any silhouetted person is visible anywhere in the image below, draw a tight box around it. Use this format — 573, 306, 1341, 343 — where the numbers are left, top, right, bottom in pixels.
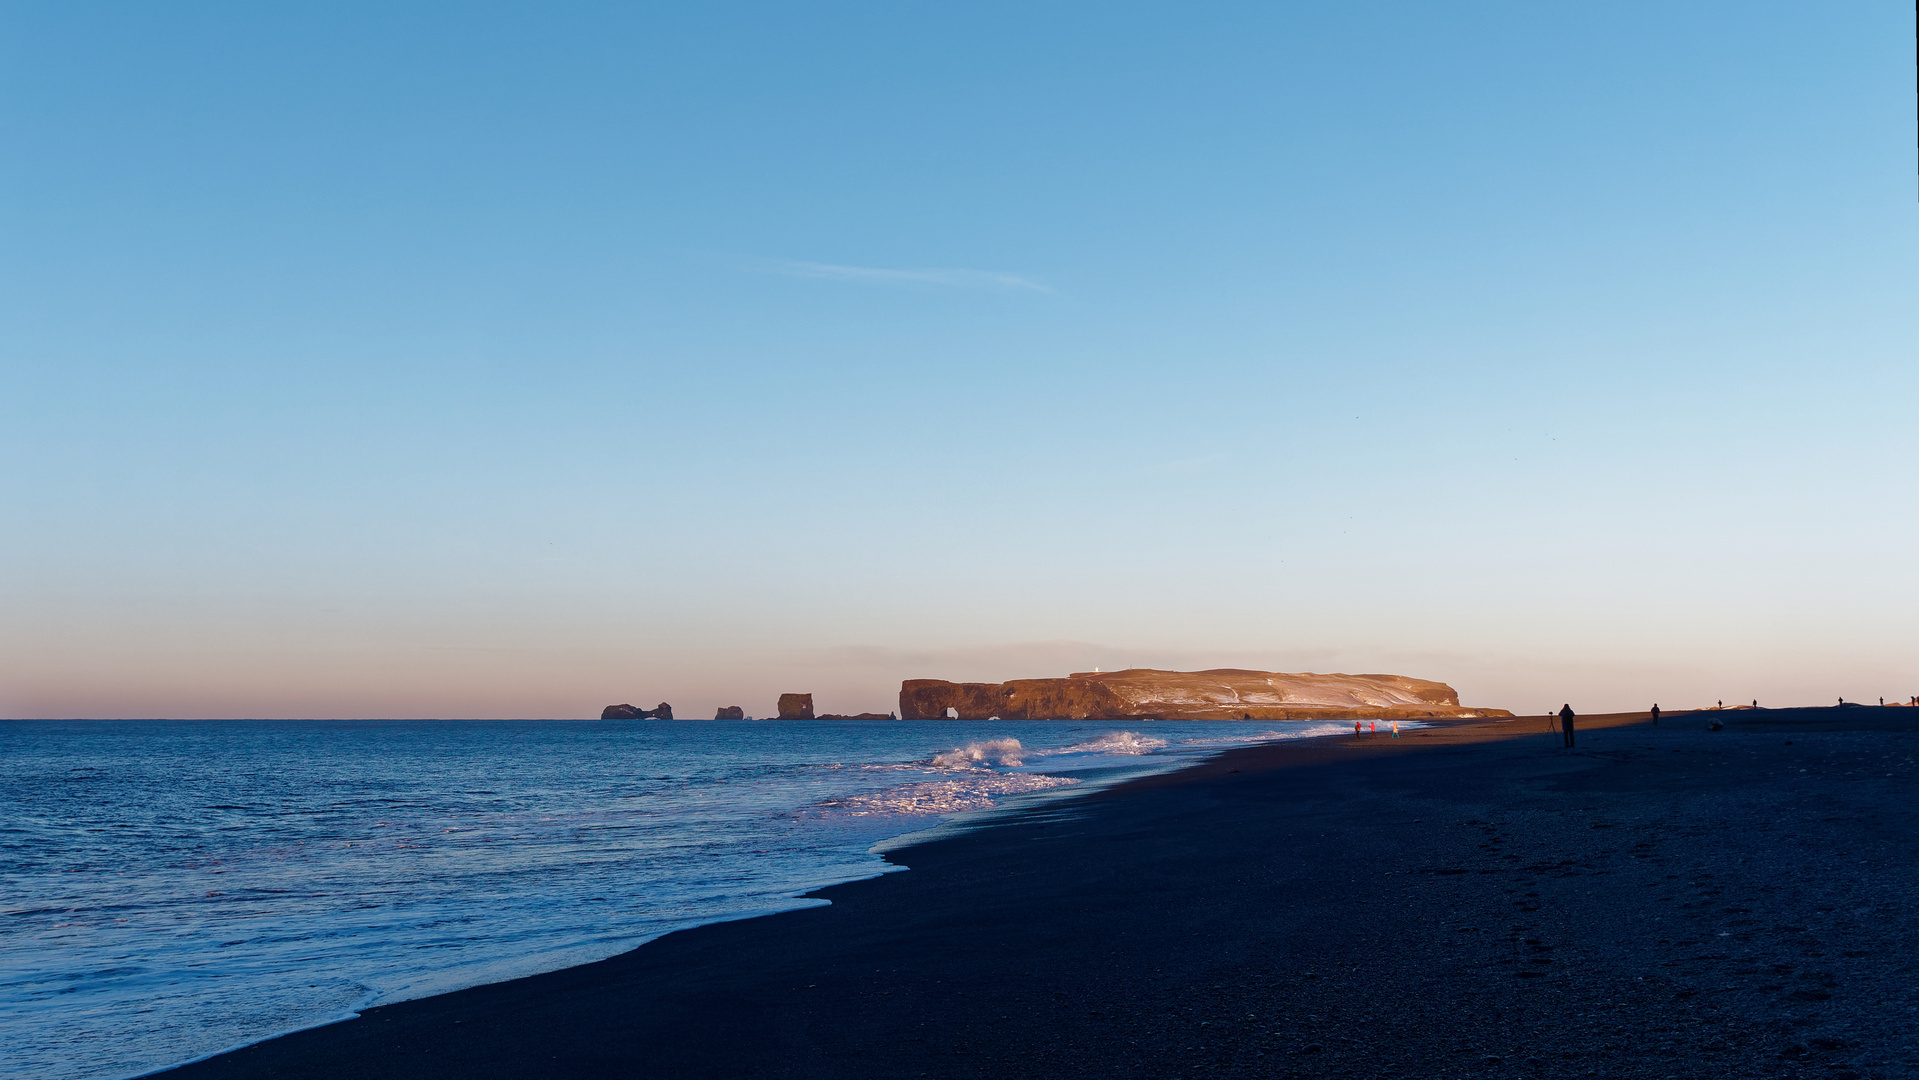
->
1651, 703, 1660, 726
1559, 703, 1576, 748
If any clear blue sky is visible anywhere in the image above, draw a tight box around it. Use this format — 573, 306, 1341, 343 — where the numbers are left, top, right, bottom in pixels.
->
3, 2, 1914, 718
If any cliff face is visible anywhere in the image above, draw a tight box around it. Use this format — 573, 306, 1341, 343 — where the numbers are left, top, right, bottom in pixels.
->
899, 669, 1509, 721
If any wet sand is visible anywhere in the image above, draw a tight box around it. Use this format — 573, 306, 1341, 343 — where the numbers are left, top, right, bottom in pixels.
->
156, 707, 1919, 1079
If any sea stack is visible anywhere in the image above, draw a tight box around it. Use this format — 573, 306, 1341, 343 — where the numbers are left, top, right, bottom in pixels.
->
715, 706, 745, 720
776, 694, 815, 720
898, 669, 1511, 721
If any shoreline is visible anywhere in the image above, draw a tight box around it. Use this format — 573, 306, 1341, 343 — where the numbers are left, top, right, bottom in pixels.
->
117, 720, 1354, 1078
154, 706, 1918, 1079
91, 720, 1349, 1079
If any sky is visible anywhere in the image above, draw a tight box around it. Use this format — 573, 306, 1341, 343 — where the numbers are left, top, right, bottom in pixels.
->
2, 2, 1915, 719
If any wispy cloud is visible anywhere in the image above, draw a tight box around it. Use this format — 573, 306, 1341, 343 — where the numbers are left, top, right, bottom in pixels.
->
744, 257, 1052, 294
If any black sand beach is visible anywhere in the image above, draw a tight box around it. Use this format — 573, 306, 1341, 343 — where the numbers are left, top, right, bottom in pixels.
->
157, 707, 1918, 1079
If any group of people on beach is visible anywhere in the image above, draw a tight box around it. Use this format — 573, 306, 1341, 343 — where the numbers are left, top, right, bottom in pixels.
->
1352, 719, 1400, 738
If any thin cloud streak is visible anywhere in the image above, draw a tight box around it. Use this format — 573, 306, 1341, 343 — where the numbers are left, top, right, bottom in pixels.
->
746, 257, 1052, 294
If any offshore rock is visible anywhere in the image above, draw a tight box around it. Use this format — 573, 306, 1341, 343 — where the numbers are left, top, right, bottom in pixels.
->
898, 669, 1511, 721
776, 693, 815, 721
601, 702, 673, 720
715, 706, 746, 720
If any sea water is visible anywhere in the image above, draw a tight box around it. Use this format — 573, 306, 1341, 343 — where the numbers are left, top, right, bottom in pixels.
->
0, 717, 1358, 1080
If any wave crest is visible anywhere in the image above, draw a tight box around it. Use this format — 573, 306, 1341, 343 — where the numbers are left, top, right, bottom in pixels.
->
930, 738, 1026, 768
1041, 731, 1168, 757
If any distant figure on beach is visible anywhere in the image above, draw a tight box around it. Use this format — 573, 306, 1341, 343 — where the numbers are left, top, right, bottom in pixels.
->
1391, 720, 1400, 738
1354, 720, 1363, 738
1651, 703, 1660, 726
1559, 704, 1576, 748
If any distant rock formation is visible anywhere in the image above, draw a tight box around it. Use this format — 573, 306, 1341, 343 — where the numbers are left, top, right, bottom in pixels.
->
601, 702, 673, 720
715, 705, 745, 720
898, 669, 1511, 721
817, 712, 898, 721
776, 693, 815, 720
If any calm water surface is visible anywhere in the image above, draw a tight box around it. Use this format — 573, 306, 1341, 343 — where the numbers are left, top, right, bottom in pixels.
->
0, 717, 1355, 1079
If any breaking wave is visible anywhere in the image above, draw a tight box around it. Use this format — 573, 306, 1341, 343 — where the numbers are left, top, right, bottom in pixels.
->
930, 730, 1173, 768
930, 738, 1027, 768
1039, 731, 1168, 757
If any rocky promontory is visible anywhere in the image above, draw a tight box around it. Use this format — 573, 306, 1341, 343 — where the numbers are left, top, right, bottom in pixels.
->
602, 702, 673, 720
899, 669, 1510, 721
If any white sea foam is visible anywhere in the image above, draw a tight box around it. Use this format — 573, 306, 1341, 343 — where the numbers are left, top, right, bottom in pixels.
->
930, 737, 1028, 768
1039, 730, 1169, 756
817, 773, 1078, 815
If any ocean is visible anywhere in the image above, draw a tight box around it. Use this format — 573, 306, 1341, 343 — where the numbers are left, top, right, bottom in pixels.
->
0, 716, 1365, 1080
